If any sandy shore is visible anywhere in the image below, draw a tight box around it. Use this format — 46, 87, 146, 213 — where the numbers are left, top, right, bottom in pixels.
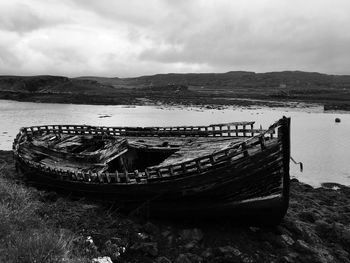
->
1, 150, 349, 263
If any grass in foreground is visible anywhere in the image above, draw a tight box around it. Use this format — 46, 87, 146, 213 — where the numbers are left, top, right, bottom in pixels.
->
0, 156, 95, 263
0, 173, 76, 262
0, 153, 138, 263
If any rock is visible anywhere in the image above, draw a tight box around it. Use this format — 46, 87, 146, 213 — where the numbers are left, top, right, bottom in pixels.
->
166, 235, 175, 247
281, 234, 295, 246
143, 222, 160, 235
130, 242, 158, 257
156, 256, 172, 263
277, 256, 295, 263
294, 240, 314, 253
261, 232, 287, 248
249, 226, 260, 233
82, 204, 99, 210
282, 220, 304, 237
110, 236, 127, 247
216, 246, 242, 257
314, 220, 332, 238
175, 254, 192, 263
175, 253, 202, 263
332, 223, 350, 247
92, 257, 113, 263
262, 241, 273, 250
183, 241, 197, 251
312, 248, 335, 263
86, 236, 94, 244
179, 228, 203, 242
161, 230, 172, 238
137, 232, 150, 241
103, 240, 125, 260
41, 191, 58, 202
241, 255, 255, 263
276, 226, 292, 236
298, 211, 319, 223
110, 237, 122, 244
82, 236, 98, 256
277, 252, 299, 263
201, 248, 214, 259
334, 248, 350, 263
304, 230, 321, 245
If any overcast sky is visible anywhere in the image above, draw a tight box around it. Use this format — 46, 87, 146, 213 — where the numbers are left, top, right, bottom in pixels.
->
0, 0, 349, 77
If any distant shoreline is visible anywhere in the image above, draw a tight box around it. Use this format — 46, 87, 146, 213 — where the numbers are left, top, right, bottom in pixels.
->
1, 72, 350, 111
0, 90, 349, 112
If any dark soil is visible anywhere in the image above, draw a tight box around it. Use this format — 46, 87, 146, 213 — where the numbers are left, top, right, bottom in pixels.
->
1, 150, 350, 263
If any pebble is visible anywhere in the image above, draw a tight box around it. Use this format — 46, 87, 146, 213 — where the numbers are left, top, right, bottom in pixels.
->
91, 257, 113, 263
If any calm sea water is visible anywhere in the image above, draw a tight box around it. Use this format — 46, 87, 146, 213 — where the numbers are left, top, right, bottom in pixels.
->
1, 99, 349, 187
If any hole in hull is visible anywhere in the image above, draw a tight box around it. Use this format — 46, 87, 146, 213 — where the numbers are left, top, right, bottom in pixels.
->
107, 146, 179, 173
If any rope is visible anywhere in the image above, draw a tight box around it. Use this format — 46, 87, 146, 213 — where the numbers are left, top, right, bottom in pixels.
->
290, 156, 303, 172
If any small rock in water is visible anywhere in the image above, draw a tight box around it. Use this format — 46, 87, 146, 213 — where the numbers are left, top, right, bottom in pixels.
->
98, 114, 112, 118
335, 117, 341, 123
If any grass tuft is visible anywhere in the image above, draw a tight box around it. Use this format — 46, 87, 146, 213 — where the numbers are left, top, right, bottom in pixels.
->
0, 176, 42, 237
6, 229, 73, 263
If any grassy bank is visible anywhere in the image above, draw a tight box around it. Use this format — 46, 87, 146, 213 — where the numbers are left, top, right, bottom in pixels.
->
1, 150, 350, 263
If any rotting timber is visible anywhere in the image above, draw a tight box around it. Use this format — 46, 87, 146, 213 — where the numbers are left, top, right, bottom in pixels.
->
13, 117, 291, 224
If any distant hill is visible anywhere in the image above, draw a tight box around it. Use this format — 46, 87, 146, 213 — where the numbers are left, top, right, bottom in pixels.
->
116, 71, 350, 90
0, 75, 116, 95
1, 71, 350, 110
3, 71, 350, 94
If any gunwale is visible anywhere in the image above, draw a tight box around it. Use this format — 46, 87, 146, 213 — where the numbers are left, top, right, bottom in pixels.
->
12, 119, 281, 185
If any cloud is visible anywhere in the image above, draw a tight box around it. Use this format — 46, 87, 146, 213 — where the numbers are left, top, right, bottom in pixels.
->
0, 1, 72, 33
0, 0, 350, 77
139, 0, 350, 73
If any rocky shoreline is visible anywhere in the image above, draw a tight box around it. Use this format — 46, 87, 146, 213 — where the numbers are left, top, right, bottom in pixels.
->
1, 150, 350, 263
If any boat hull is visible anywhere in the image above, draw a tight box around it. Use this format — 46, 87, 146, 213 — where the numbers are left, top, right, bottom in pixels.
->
13, 117, 291, 223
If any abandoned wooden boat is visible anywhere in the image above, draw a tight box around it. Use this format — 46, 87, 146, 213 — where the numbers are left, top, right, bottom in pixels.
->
13, 117, 291, 223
